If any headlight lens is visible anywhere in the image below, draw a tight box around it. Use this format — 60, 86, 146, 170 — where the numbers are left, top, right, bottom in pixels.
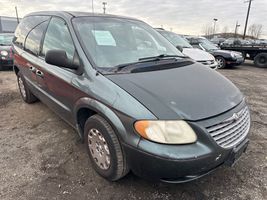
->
0, 50, 8, 56
134, 120, 197, 144
230, 52, 236, 58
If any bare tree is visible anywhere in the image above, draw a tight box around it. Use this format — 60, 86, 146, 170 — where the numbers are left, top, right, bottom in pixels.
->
248, 24, 263, 39
202, 24, 213, 38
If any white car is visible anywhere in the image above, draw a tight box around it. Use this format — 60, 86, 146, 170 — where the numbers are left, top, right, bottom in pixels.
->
157, 29, 218, 69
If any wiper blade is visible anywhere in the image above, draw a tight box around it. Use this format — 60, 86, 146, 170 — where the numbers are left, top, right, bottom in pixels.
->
111, 55, 188, 73
138, 54, 187, 61
112, 62, 139, 73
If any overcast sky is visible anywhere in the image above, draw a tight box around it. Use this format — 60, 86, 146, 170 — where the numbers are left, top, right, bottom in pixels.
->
1, 0, 266, 38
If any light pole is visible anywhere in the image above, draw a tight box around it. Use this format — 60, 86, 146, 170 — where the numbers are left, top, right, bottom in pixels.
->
102, 2, 107, 14
213, 18, 218, 37
243, 0, 253, 39
235, 21, 241, 38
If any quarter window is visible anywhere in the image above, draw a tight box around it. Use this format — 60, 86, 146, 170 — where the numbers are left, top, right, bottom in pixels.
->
41, 17, 75, 61
13, 16, 50, 48
24, 20, 49, 56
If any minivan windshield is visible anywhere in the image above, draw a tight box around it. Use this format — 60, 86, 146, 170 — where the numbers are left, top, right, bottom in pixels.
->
72, 17, 184, 69
158, 30, 192, 48
0, 34, 13, 46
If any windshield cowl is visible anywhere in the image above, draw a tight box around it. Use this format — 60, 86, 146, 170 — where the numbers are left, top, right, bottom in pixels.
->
99, 58, 194, 75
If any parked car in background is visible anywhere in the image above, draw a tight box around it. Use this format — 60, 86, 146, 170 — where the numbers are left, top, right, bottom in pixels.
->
0, 33, 14, 70
13, 11, 250, 183
157, 29, 218, 69
210, 37, 226, 46
187, 36, 244, 68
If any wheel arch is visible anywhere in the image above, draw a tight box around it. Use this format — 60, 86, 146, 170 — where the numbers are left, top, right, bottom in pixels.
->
74, 97, 127, 142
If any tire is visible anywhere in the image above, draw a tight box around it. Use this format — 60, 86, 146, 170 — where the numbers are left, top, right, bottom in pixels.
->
254, 53, 267, 68
17, 71, 38, 103
84, 115, 129, 181
215, 56, 226, 69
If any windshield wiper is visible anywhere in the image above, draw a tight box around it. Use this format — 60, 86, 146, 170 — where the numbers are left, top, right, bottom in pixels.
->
111, 54, 188, 73
138, 54, 187, 61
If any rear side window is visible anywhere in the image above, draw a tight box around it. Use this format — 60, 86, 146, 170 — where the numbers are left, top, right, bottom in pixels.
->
13, 16, 50, 49
24, 20, 49, 56
41, 17, 75, 61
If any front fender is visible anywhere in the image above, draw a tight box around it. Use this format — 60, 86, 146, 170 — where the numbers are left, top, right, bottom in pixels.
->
73, 97, 144, 147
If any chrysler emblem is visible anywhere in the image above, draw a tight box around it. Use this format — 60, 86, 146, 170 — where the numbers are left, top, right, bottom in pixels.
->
232, 113, 239, 121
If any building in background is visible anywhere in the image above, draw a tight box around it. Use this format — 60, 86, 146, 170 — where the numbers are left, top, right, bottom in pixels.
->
0, 16, 19, 33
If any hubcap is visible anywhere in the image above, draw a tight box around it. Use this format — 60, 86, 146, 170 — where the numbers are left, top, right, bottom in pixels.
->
259, 57, 266, 64
88, 128, 111, 170
18, 77, 26, 98
216, 58, 224, 68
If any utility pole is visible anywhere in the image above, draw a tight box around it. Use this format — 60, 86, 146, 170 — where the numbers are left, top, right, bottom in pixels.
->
243, 0, 253, 39
235, 21, 241, 38
102, 2, 107, 14
213, 18, 218, 38
15, 6, 19, 24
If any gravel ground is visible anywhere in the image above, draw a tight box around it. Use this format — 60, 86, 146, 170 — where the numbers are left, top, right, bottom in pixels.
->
0, 62, 266, 200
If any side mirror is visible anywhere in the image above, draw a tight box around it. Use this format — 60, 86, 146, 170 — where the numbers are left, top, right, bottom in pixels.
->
45, 50, 79, 70
176, 45, 183, 52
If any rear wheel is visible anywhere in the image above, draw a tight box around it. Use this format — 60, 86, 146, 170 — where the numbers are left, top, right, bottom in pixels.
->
216, 56, 226, 69
17, 72, 38, 103
254, 53, 267, 68
84, 115, 129, 181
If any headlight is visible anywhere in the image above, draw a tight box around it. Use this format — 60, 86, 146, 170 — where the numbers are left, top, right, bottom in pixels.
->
134, 120, 197, 144
230, 52, 236, 58
0, 50, 8, 56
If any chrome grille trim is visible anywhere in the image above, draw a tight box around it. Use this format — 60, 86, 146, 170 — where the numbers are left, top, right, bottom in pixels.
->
198, 60, 215, 65
206, 107, 250, 149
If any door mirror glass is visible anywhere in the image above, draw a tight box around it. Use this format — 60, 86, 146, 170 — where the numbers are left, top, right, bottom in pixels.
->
45, 50, 79, 69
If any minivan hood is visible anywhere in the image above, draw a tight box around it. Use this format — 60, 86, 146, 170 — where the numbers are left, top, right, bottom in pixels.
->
107, 63, 243, 121
183, 48, 215, 61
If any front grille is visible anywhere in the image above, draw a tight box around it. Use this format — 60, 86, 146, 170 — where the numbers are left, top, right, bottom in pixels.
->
199, 60, 215, 65
206, 107, 250, 149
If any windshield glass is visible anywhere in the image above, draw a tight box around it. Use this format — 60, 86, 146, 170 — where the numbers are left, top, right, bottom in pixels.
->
199, 38, 219, 51
158, 31, 192, 48
0, 34, 13, 45
72, 17, 184, 68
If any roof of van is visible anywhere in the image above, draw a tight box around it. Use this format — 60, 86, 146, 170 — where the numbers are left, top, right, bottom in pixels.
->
25, 11, 140, 21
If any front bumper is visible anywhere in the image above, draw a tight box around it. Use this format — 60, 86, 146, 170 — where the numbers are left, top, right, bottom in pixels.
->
226, 57, 244, 66
123, 134, 249, 183
0, 58, 13, 67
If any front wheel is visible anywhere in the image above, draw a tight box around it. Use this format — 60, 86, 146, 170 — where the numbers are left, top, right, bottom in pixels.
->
84, 115, 129, 181
215, 56, 226, 69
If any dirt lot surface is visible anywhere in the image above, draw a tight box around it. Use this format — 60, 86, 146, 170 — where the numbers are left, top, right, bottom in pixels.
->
0, 62, 266, 200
